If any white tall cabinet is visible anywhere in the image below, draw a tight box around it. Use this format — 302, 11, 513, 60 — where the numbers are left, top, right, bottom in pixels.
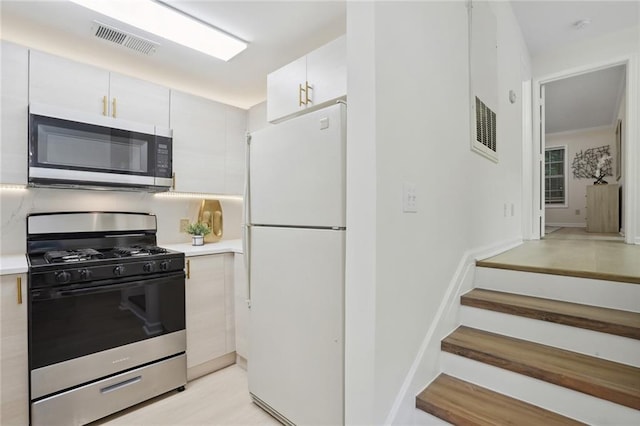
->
0, 41, 29, 184
267, 35, 346, 123
0, 273, 28, 426
29, 50, 170, 128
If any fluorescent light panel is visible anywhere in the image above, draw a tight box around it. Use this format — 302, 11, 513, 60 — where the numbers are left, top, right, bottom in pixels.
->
70, 0, 247, 61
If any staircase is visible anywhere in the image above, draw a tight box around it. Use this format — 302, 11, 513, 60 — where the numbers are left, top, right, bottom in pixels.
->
416, 265, 640, 425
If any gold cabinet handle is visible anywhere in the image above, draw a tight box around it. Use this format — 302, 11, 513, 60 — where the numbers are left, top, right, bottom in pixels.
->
112, 98, 117, 118
299, 83, 305, 107
172, 172, 176, 190
102, 96, 108, 116
186, 259, 191, 280
305, 81, 313, 105
17, 276, 22, 304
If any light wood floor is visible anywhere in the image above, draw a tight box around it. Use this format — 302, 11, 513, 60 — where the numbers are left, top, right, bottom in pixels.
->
92, 365, 280, 426
544, 226, 623, 242
477, 238, 640, 284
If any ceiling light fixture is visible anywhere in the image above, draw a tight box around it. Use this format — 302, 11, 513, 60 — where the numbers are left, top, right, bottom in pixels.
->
69, 0, 247, 61
573, 19, 591, 30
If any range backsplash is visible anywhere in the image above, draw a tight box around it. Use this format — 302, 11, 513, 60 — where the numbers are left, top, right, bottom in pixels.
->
0, 188, 242, 255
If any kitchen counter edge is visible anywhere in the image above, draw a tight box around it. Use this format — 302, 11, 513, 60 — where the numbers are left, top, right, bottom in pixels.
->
162, 239, 243, 257
0, 254, 28, 275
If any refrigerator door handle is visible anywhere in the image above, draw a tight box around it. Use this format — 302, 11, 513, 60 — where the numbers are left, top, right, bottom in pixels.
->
243, 132, 252, 308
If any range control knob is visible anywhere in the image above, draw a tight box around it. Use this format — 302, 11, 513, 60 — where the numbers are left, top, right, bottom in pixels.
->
159, 261, 169, 271
113, 265, 125, 276
55, 271, 71, 284
143, 263, 153, 273
79, 269, 92, 281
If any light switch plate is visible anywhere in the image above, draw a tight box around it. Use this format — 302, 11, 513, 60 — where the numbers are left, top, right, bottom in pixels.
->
403, 182, 417, 213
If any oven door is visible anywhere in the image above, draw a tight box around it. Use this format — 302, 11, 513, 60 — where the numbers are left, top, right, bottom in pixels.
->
29, 271, 185, 399
28, 103, 161, 188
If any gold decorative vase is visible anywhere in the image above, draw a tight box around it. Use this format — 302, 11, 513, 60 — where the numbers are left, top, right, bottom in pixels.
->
198, 200, 223, 243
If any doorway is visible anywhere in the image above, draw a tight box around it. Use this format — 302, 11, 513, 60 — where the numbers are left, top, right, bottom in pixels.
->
530, 58, 637, 245
541, 65, 626, 242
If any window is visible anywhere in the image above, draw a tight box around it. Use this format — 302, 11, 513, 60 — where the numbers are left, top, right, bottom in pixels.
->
545, 146, 567, 206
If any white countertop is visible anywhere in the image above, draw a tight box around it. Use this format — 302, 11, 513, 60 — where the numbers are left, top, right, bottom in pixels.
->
163, 239, 243, 257
0, 254, 28, 275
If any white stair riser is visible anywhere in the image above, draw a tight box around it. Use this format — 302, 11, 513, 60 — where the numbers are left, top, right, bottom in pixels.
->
460, 306, 640, 367
411, 408, 452, 425
474, 267, 640, 312
441, 353, 640, 425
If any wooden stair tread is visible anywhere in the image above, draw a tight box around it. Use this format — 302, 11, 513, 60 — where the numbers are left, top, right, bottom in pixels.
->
475, 260, 640, 285
416, 374, 585, 426
461, 288, 640, 339
442, 326, 640, 410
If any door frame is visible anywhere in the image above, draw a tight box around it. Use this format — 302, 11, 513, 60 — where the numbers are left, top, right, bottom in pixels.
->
527, 54, 638, 244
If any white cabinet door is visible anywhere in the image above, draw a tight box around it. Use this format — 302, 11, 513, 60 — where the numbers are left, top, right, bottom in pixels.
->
225, 106, 247, 195
29, 50, 110, 116
109, 72, 170, 127
306, 35, 346, 109
170, 90, 226, 193
266, 36, 346, 123
233, 253, 248, 360
0, 274, 28, 426
266, 56, 306, 122
0, 41, 28, 184
29, 50, 169, 127
185, 255, 226, 370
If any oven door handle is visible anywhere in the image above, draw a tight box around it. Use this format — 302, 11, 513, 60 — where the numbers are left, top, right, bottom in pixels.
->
39, 272, 185, 298
56, 281, 144, 297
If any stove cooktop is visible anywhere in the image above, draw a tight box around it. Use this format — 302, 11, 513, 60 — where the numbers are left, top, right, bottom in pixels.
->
28, 245, 184, 288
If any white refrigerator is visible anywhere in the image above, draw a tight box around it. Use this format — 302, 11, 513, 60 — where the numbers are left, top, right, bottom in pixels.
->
246, 102, 346, 425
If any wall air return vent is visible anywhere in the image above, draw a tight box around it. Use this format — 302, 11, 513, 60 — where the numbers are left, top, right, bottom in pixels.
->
92, 21, 159, 55
475, 96, 496, 153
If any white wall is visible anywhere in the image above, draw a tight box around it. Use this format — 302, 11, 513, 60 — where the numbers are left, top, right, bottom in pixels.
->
532, 25, 639, 243
0, 188, 243, 255
545, 127, 617, 227
345, 1, 529, 423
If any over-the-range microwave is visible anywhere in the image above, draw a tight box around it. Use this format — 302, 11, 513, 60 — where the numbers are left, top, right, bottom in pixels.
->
28, 103, 173, 192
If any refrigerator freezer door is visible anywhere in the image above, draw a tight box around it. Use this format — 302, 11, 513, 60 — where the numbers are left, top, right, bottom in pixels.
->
249, 103, 346, 228
248, 226, 344, 425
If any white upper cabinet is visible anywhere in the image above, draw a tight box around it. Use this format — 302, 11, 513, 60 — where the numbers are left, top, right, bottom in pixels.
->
171, 90, 248, 195
29, 50, 169, 128
106, 73, 170, 128
170, 90, 227, 194
225, 106, 247, 195
267, 56, 306, 123
267, 35, 346, 123
0, 41, 29, 184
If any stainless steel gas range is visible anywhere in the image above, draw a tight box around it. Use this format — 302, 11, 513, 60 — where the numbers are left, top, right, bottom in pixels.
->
26, 212, 187, 426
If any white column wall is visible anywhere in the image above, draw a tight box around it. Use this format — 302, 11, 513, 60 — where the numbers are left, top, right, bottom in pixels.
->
345, 1, 530, 423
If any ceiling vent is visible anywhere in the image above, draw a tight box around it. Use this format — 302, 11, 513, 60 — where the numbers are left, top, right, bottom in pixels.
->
92, 21, 159, 55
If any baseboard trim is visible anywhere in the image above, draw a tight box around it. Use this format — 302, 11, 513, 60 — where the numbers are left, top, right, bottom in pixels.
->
187, 352, 236, 381
546, 223, 586, 228
384, 237, 523, 424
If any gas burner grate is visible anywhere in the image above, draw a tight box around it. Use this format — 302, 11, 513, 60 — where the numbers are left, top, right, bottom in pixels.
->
114, 245, 168, 257
44, 249, 104, 264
